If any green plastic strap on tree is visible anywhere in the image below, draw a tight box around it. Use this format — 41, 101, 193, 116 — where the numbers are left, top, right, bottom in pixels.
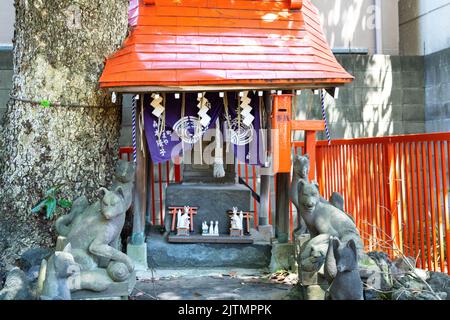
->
40, 100, 51, 108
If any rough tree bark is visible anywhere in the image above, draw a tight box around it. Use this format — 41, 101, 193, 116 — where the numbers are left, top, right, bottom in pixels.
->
0, 0, 129, 265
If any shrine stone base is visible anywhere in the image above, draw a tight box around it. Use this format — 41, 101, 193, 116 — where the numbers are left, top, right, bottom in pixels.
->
71, 271, 136, 300
147, 230, 271, 268
127, 242, 148, 271
295, 283, 328, 300
165, 183, 252, 236
269, 241, 296, 272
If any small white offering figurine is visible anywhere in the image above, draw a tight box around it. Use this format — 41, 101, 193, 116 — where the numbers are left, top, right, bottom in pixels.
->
202, 221, 209, 235
214, 221, 219, 236
209, 220, 214, 235
176, 209, 182, 229
177, 207, 190, 229
230, 207, 243, 230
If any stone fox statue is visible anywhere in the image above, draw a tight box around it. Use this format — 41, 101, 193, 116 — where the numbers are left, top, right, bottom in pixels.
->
112, 159, 136, 247
55, 186, 134, 277
291, 154, 352, 235
291, 154, 311, 234
297, 180, 364, 256
325, 237, 364, 300
111, 159, 136, 210
41, 244, 79, 300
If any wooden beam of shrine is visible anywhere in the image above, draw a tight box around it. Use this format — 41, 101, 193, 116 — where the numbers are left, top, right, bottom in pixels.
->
291, 120, 325, 131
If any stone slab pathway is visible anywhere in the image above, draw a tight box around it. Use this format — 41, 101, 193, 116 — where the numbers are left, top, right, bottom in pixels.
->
130, 269, 295, 300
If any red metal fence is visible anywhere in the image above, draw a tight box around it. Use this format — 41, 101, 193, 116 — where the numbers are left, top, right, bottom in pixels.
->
120, 132, 450, 274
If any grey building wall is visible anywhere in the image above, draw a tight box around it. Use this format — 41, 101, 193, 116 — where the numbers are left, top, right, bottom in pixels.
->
424, 47, 450, 132
294, 54, 425, 140
0, 50, 13, 121
399, 0, 450, 56
0, 0, 14, 46
314, 0, 400, 55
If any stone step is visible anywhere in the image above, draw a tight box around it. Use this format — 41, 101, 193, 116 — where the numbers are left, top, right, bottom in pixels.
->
146, 231, 272, 269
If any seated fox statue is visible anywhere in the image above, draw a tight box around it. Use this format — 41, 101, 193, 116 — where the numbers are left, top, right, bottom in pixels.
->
41, 161, 137, 298
55, 186, 134, 279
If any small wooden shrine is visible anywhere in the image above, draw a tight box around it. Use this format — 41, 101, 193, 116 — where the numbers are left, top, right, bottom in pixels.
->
99, 0, 353, 249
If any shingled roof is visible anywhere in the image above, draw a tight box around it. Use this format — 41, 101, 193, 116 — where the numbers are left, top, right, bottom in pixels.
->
99, 0, 353, 91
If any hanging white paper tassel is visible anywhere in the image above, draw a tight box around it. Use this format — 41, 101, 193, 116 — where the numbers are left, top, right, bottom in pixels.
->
197, 92, 211, 127
213, 117, 225, 178
240, 91, 254, 126
151, 93, 164, 117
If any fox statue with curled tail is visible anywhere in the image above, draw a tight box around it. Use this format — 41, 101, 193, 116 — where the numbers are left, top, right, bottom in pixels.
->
290, 154, 353, 237
39, 160, 137, 299
297, 180, 364, 255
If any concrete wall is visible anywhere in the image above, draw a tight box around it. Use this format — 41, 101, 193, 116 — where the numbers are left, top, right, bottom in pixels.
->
0, 0, 14, 121
314, 0, 400, 55
398, 0, 450, 133
0, 0, 14, 47
424, 47, 450, 132
399, 0, 450, 56
294, 54, 425, 140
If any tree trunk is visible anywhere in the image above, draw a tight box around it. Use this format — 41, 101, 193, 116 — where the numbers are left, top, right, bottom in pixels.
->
0, 0, 129, 265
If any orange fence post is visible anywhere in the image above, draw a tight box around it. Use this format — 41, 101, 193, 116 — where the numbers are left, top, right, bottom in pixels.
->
441, 139, 450, 275
404, 143, 414, 258
384, 143, 400, 256
415, 142, 426, 268
422, 143, 432, 269
427, 142, 438, 271
304, 130, 317, 181
316, 147, 325, 194
399, 143, 408, 255
409, 143, 420, 265
434, 141, 445, 272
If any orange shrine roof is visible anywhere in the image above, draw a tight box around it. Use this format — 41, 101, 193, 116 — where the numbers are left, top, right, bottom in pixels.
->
99, 0, 353, 91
